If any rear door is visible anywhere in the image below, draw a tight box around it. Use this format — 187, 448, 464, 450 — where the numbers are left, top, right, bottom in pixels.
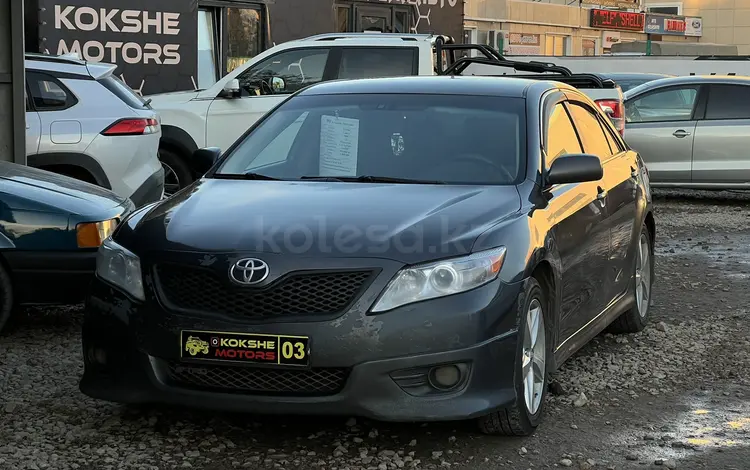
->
691, 83, 750, 185
544, 102, 610, 346
623, 84, 702, 184
26, 71, 85, 153
334, 47, 419, 80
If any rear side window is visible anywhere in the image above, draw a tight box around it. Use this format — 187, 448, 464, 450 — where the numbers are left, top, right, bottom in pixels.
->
546, 103, 582, 169
567, 103, 613, 160
337, 48, 416, 80
26, 72, 77, 111
705, 84, 750, 120
99, 76, 150, 110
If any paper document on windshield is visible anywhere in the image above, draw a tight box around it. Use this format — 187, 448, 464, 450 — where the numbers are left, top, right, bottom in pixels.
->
319, 115, 359, 176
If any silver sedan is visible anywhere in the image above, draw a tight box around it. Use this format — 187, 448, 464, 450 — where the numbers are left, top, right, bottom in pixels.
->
623, 75, 750, 188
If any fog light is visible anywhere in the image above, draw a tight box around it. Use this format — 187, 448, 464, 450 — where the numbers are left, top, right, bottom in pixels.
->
429, 365, 461, 390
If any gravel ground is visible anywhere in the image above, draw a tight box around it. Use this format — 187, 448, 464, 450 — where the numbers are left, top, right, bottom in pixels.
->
1, 189, 749, 470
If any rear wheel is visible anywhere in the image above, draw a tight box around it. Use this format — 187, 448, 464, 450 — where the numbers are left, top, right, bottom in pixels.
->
0, 262, 14, 334
477, 277, 549, 436
608, 224, 654, 334
159, 147, 194, 197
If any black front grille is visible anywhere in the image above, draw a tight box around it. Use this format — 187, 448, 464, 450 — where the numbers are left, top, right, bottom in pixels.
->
155, 265, 373, 317
166, 362, 349, 396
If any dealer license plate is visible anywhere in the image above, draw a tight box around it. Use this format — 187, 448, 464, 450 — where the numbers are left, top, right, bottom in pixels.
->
180, 330, 310, 367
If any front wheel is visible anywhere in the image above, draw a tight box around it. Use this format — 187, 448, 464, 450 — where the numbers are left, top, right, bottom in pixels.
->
608, 224, 654, 334
477, 277, 550, 436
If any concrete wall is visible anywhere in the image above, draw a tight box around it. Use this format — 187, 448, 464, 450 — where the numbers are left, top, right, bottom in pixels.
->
645, 0, 750, 53
0, 0, 26, 164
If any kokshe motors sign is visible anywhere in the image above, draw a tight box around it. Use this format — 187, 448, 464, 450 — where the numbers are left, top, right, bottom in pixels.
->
36, 0, 198, 94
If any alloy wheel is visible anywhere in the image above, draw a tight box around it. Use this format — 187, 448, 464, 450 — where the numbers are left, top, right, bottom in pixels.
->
161, 162, 181, 198
522, 298, 546, 415
635, 232, 651, 318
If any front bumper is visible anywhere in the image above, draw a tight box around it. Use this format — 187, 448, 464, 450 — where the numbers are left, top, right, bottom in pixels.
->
4, 250, 97, 305
81, 277, 524, 422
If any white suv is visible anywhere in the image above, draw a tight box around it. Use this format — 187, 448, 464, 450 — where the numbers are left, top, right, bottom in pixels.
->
25, 53, 164, 206
149, 33, 622, 194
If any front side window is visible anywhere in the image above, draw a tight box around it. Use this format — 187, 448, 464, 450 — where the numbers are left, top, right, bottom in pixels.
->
26, 72, 76, 111
337, 48, 415, 80
236, 49, 330, 96
227, 7, 262, 74
215, 93, 526, 185
546, 103, 582, 169
625, 86, 699, 123
566, 103, 613, 160
705, 84, 750, 120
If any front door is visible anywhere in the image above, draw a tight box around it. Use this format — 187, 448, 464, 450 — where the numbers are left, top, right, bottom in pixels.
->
623, 84, 701, 184
355, 6, 392, 32
545, 102, 611, 346
206, 48, 332, 151
691, 83, 750, 185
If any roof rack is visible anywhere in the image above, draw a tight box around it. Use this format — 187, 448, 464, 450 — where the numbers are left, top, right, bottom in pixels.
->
437, 53, 616, 89
694, 55, 750, 61
303, 32, 435, 42
24, 52, 85, 66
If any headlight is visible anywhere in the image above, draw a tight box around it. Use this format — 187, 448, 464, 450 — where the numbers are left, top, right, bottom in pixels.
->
76, 219, 118, 248
371, 247, 507, 313
96, 238, 144, 301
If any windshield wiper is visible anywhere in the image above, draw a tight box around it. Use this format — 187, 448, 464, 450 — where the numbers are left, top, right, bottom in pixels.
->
213, 172, 282, 180
300, 175, 445, 184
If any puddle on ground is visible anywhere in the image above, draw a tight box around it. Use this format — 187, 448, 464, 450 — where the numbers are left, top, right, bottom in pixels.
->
605, 391, 750, 465
656, 234, 750, 276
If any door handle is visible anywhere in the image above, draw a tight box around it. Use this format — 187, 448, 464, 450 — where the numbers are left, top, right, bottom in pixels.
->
672, 129, 691, 138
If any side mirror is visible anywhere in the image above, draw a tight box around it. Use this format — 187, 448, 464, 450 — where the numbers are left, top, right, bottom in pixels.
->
271, 76, 286, 92
221, 79, 240, 98
192, 147, 222, 175
546, 154, 602, 186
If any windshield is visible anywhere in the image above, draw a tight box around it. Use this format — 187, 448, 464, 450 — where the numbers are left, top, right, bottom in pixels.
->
215, 93, 526, 185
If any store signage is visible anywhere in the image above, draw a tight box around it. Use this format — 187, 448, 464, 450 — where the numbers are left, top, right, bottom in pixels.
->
602, 31, 621, 49
590, 9, 645, 32
581, 0, 641, 10
684, 17, 703, 37
36, 0, 198, 95
504, 32, 542, 55
645, 13, 686, 35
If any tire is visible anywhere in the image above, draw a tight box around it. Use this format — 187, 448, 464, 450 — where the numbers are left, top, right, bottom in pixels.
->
608, 224, 654, 334
159, 147, 194, 197
0, 262, 14, 334
477, 277, 551, 436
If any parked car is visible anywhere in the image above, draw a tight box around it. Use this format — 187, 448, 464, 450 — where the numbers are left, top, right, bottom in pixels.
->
81, 76, 655, 435
0, 161, 134, 333
25, 53, 165, 205
624, 75, 750, 188
600, 73, 674, 92
149, 33, 626, 193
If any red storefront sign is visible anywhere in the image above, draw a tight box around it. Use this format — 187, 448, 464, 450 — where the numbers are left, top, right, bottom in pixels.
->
590, 9, 645, 32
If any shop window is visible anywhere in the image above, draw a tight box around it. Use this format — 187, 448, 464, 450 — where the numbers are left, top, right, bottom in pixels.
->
227, 7, 262, 73
647, 4, 681, 15
477, 30, 489, 46
198, 9, 219, 88
394, 9, 409, 33
582, 38, 597, 57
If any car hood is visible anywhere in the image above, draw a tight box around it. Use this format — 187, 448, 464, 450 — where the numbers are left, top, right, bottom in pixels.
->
0, 162, 126, 216
127, 179, 522, 264
146, 90, 201, 106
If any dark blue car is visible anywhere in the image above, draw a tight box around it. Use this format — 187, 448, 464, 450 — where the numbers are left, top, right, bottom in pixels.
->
0, 161, 134, 332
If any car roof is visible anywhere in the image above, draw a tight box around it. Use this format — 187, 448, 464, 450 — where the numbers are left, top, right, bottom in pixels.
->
625, 74, 750, 97
25, 53, 91, 75
287, 32, 447, 46
297, 75, 558, 98
601, 73, 674, 79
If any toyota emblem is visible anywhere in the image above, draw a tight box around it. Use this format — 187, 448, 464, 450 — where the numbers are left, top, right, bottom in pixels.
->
229, 258, 270, 285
